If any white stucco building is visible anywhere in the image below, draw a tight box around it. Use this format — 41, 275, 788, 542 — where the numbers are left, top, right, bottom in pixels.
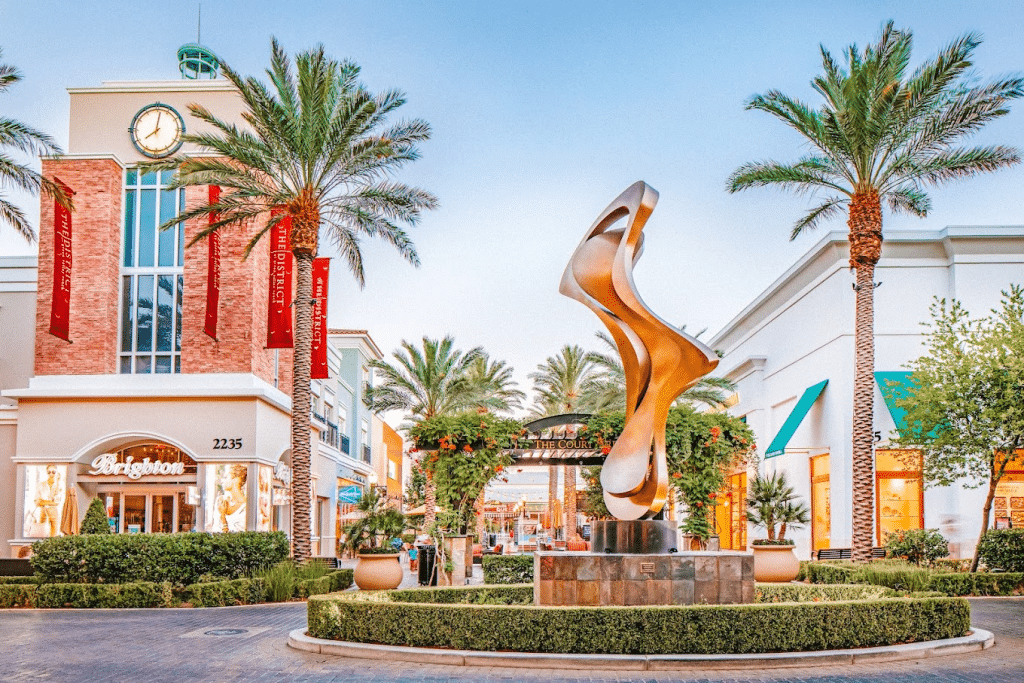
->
711, 226, 1024, 561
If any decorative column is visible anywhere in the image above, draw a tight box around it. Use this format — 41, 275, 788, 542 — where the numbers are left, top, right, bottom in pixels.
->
424, 469, 436, 530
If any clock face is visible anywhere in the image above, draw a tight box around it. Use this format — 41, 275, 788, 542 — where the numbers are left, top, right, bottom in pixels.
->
130, 104, 185, 158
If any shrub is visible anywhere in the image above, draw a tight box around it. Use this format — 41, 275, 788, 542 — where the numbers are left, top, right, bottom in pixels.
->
858, 565, 935, 592
307, 591, 970, 654
261, 562, 297, 602
482, 554, 533, 584
34, 581, 176, 608
31, 532, 289, 585
976, 529, 1024, 572
805, 563, 860, 584
185, 578, 268, 607
79, 498, 112, 535
0, 584, 36, 608
388, 584, 533, 605
929, 572, 1024, 597
884, 528, 949, 566
755, 583, 890, 603
296, 570, 354, 598
0, 576, 40, 585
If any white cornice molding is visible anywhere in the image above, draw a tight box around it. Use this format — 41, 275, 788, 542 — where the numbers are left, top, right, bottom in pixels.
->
722, 356, 768, 382
41, 153, 126, 166
69, 80, 236, 94
2, 373, 291, 413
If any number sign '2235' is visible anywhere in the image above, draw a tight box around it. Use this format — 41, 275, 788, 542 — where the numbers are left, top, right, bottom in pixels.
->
213, 439, 243, 450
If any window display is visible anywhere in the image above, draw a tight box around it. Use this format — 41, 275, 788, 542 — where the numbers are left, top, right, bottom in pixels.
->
206, 463, 248, 532
23, 464, 68, 538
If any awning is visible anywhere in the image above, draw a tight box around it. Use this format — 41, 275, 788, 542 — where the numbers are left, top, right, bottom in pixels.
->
875, 371, 915, 435
765, 380, 828, 457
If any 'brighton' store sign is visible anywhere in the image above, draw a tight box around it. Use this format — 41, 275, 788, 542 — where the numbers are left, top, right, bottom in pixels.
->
88, 453, 186, 479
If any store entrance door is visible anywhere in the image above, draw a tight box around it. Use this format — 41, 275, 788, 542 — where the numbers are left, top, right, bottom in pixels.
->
99, 488, 197, 534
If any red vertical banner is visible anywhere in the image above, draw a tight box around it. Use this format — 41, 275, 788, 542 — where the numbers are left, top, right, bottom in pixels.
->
49, 179, 74, 341
266, 210, 294, 348
310, 257, 330, 379
204, 185, 221, 340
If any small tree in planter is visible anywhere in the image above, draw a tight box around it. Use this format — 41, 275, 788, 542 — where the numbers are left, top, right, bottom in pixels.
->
747, 471, 809, 582
341, 488, 407, 590
79, 497, 111, 535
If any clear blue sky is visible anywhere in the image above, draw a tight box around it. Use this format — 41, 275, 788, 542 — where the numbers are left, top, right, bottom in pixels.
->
2, 1, 1023, 414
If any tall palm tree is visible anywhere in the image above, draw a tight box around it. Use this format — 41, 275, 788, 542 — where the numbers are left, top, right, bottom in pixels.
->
160, 40, 436, 562
463, 354, 526, 415
728, 22, 1023, 560
1, 49, 72, 241
529, 345, 601, 538
589, 331, 736, 412
363, 335, 483, 528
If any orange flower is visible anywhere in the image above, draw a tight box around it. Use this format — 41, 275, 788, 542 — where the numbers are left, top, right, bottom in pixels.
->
709, 492, 717, 500
695, 501, 703, 508
710, 426, 721, 437
671, 472, 682, 479
601, 446, 611, 455
463, 444, 473, 453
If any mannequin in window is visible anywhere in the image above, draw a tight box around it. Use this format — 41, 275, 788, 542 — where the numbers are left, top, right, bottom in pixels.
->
216, 464, 247, 532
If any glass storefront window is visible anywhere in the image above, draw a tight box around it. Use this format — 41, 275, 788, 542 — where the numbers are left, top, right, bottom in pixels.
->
22, 464, 68, 538
875, 448, 923, 544
124, 495, 147, 534
811, 453, 830, 551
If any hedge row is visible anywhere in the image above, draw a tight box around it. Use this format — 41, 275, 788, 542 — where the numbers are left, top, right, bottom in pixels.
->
0, 584, 36, 608
30, 532, 290, 585
308, 592, 970, 654
755, 583, 890, 603
481, 555, 533, 584
806, 561, 1024, 596
929, 572, 1024, 596
977, 529, 1024, 573
0, 569, 354, 609
35, 582, 176, 608
388, 584, 534, 605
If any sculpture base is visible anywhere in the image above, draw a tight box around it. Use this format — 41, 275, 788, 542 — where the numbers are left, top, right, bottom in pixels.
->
591, 519, 677, 554
534, 551, 754, 606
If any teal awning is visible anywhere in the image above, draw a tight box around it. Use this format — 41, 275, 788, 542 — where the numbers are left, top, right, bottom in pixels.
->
875, 371, 915, 435
765, 380, 828, 457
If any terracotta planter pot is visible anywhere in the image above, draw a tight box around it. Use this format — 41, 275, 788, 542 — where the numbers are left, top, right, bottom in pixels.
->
354, 553, 403, 590
752, 544, 800, 582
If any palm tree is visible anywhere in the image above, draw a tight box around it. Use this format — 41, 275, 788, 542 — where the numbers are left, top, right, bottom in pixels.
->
160, 40, 436, 562
463, 354, 526, 414
363, 335, 483, 528
1, 49, 72, 241
529, 345, 602, 539
589, 331, 735, 412
727, 22, 1023, 561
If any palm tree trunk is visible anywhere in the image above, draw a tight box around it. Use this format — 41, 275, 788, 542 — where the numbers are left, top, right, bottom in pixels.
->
563, 465, 577, 540
849, 191, 882, 563
548, 467, 558, 536
291, 252, 314, 562
424, 469, 436, 529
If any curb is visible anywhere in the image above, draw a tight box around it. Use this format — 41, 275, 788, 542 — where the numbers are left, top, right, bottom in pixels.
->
287, 627, 994, 671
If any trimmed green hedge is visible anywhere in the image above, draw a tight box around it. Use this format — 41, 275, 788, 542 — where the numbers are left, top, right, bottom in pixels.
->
31, 532, 289, 585
755, 583, 890, 603
929, 572, 1024, 597
389, 584, 533, 605
0, 584, 36, 608
34, 581, 176, 608
481, 555, 533, 584
308, 590, 970, 654
296, 570, 354, 598
184, 578, 268, 607
0, 576, 40, 585
977, 529, 1024, 573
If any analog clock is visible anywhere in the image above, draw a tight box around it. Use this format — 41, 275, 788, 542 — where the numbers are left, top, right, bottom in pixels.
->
129, 103, 185, 158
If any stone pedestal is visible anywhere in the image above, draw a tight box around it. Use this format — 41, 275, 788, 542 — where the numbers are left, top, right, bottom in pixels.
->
534, 551, 754, 606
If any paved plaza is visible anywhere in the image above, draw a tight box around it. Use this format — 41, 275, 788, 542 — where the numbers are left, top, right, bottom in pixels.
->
0, 595, 1020, 683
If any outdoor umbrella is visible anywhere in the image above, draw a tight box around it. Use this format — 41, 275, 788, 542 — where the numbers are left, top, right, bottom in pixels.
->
59, 486, 78, 535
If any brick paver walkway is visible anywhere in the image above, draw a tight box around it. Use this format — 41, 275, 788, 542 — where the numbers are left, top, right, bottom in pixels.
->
1, 592, 1020, 682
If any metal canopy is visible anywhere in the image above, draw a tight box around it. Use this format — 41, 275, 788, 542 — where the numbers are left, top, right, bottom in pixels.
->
765, 379, 829, 457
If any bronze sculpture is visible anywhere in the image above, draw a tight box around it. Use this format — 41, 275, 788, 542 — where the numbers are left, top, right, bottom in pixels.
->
559, 181, 719, 519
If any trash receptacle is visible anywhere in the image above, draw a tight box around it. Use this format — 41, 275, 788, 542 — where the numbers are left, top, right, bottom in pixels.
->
417, 545, 437, 586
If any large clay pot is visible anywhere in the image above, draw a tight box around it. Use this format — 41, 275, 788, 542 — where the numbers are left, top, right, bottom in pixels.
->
752, 544, 800, 582
354, 553, 403, 590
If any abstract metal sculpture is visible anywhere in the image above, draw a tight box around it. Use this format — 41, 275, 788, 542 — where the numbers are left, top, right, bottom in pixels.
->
559, 182, 719, 519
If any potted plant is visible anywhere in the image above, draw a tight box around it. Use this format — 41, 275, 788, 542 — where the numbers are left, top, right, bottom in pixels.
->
747, 471, 809, 582
341, 488, 408, 590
